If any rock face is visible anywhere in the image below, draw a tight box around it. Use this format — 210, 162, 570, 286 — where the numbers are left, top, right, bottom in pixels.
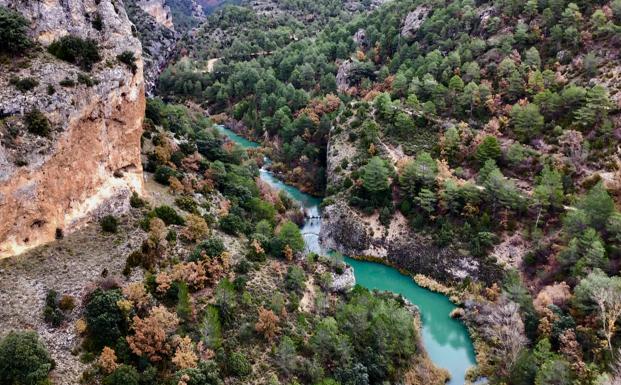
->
330, 265, 356, 292
0, 0, 145, 258
400, 5, 430, 38
138, 0, 174, 29
336, 59, 355, 92
125, 0, 177, 93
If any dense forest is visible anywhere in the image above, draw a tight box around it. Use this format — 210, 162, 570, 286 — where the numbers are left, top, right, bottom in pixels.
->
2, 0, 621, 383
155, 0, 621, 383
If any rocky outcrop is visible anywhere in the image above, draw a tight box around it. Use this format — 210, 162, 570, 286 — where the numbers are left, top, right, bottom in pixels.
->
336, 59, 355, 92
353, 28, 369, 49
401, 5, 430, 38
330, 265, 356, 292
137, 0, 174, 29
320, 202, 498, 283
125, 0, 177, 93
0, 0, 145, 258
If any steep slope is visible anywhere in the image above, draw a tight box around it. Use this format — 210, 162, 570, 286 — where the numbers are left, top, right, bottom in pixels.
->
0, 0, 145, 258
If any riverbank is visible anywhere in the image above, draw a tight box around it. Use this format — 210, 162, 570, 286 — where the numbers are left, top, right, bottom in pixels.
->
216, 123, 480, 385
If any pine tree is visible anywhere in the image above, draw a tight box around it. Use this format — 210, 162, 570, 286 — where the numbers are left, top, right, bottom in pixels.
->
575, 85, 612, 129
362, 156, 390, 196
511, 103, 544, 142
476, 136, 502, 163
415, 188, 437, 215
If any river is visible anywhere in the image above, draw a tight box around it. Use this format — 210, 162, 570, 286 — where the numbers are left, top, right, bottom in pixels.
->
215, 124, 477, 385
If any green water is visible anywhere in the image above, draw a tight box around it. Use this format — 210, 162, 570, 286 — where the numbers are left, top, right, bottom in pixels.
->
215, 124, 477, 384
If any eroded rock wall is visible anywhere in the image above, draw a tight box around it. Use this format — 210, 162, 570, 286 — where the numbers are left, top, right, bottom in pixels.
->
0, 0, 145, 257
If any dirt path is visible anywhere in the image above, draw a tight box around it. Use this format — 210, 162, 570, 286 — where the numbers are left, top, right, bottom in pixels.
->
206, 58, 221, 72
299, 276, 316, 312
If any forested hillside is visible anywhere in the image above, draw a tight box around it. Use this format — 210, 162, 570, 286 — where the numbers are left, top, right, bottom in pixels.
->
156, 0, 621, 383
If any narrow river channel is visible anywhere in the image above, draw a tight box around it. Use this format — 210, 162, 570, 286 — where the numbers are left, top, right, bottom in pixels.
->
215, 124, 477, 385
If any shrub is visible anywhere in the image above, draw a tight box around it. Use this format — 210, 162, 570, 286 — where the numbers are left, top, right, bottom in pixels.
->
43, 290, 64, 327
48, 35, 101, 70
77, 73, 97, 87
0, 6, 31, 54
103, 364, 139, 385
0, 331, 53, 385
10, 76, 38, 92
130, 191, 146, 208
43, 305, 64, 327
85, 289, 125, 349
175, 196, 199, 214
219, 213, 247, 235
24, 109, 50, 137
285, 265, 306, 293
154, 165, 177, 185
227, 352, 251, 377
100, 215, 118, 233
59, 77, 75, 87
153, 205, 185, 225
117, 51, 137, 74
175, 361, 223, 385
58, 295, 76, 311
190, 236, 225, 261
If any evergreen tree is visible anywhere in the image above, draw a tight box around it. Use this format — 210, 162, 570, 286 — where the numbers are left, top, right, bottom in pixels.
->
415, 188, 437, 215
362, 157, 390, 198
511, 103, 544, 142
575, 85, 612, 129
577, 182, 615, 231
476, 136, 502, 163
533, 165, 564, 221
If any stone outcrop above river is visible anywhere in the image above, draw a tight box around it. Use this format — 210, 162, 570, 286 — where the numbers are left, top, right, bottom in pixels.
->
320, 202, 484, 282
0, 0, 145, 257
330, 264, 356, 292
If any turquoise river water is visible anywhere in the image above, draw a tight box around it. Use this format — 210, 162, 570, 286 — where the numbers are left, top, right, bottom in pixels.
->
215, 125, 476, 385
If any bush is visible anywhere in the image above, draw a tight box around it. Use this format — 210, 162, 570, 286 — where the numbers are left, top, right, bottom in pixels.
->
117, 51, 137, 74
77, 73, 97, 87
43, 290, 64, 327
175, 196, 199, 214
100, 215, 118, 233
154, 165, 177, 185
10, 76, 38, 92
24, 109, 51, 137
153, 205, 185, 225
48, 35, 101, 70
0, 331, 53, 385
59, 77, 75, 87
58, 295, 76, 311
219, 213, 248, 235
129, 191, 146, 208
0, 6, 31, 54
103, 364, 139, 385
227, 352, 251, 377
85, 289, 125, 349
285, 265, 306, 293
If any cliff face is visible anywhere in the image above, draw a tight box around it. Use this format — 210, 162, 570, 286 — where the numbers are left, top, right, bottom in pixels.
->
125, 0, 177, 93
137, 0, 174, 30
0, 0, 145, 257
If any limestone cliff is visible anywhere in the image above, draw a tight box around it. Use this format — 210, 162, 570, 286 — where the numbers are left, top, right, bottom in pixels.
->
125, 0, 177, 93
0, 0, 145, 257
137, 0, 174, 30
